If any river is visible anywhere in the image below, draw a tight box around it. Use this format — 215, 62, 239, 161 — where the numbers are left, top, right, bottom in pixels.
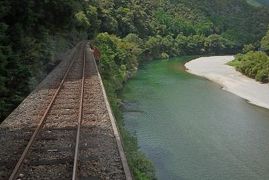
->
121, 57, 269, 180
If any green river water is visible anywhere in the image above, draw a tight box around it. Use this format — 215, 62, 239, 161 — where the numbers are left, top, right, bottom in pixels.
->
122, 57, 269, 180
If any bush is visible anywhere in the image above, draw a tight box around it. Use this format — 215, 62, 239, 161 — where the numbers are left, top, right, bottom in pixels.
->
256, 69, 269, 83
229, 51, 269, 83
161, 52, 169, 59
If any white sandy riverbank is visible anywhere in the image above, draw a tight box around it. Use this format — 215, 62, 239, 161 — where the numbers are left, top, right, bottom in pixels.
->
185, 56, 269, 109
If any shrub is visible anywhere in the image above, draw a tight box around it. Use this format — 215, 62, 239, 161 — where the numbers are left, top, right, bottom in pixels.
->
229, 51, 269, 83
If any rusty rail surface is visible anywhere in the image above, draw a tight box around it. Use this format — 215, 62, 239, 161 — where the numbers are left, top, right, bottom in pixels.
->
72, 44, 86, 180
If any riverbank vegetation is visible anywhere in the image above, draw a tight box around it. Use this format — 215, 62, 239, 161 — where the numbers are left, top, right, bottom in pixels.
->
94, 33, 155, 179
229, 28, 269, 83
1, 0, 269, 179
229, 51, 269, 82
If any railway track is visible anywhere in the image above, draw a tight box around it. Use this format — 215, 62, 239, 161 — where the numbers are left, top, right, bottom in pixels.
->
7, 41, 91, 180
0, 41, 129, 180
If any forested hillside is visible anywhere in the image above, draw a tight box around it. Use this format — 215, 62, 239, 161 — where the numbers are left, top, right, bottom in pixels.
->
1, 0, 269, 121
1, 0, 269, 179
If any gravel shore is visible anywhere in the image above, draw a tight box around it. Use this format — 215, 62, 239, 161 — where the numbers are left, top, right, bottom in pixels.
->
185, 56, 269, 109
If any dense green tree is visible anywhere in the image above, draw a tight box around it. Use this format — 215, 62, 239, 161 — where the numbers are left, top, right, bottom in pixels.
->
242, 44, 256, 53
204, 34, 231, 54
0, 23, 10, 120
261, 28, 269, 54
0, 0, 86, 120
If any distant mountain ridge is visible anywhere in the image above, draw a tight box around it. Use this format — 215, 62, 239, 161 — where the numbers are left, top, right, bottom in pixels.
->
258, 0, 269, 5
247, 0, 269, 6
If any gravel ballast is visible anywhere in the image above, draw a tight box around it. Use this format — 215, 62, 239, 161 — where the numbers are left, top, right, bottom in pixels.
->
0, 42, 130, 179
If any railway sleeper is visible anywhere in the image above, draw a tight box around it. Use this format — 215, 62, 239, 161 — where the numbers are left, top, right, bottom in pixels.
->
28, 157, 74, 166
52, 104, 77, 110
44, 114, 78, 123
20, 164, 73, 180
49, 109, 77, 116
53, 99, 79, 104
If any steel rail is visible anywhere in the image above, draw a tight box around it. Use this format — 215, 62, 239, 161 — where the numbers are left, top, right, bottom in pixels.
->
72, 45, 86, 180
9, 42, 83, 180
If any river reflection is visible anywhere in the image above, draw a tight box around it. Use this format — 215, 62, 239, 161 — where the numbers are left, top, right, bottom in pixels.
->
122, 57, 269, 180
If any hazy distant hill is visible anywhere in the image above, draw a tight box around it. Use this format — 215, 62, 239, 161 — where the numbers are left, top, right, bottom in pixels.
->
247, 0, 269, 6
258, 0, 269, 5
